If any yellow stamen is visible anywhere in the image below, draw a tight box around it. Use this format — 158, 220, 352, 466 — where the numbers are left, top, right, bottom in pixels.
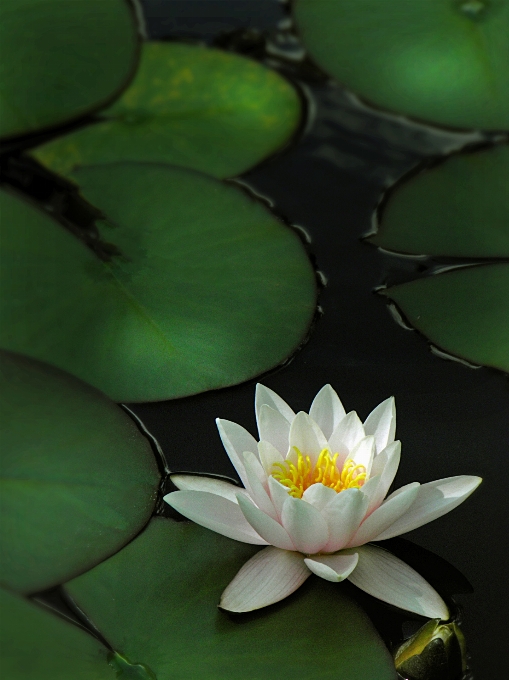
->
271, 448, 367, 499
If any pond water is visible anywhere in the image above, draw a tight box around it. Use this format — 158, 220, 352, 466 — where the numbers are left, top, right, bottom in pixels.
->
129, 1, 509, 677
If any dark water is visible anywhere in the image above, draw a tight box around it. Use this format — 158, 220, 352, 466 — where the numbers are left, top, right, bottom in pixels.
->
132, 1, 509, 677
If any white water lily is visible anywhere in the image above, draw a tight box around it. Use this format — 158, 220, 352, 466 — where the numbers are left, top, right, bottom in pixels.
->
164, 384, 481, 618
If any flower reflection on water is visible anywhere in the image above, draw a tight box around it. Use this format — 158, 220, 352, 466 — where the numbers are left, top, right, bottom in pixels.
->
164, 384, 481, 617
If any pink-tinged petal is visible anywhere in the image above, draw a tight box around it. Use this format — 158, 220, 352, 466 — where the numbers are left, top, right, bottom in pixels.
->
309, 384, 346, 440
216, 418, 258, 488
170, 474, 248, 504
322, 488, 369, 553
304, 553, 359, 583
348, 482, 420, 547
267, 475, 290, 519
255, 384, 295, 428
164, 491, 268, 545
363, 397, 396, 454
350, 436, 376, 476
258, 440, 283, 475
258, 405, 290, 456
220, 547, 310, 612
237, 494, 295, 550
243, 452, 278, 520
372, 476, 482, 541
289, 412, 329, 466
348, 545, 449, 619
302, 483, 337, 510
366, 441, 401, 515
328, 411, 365, 460
281, 496, 329, 554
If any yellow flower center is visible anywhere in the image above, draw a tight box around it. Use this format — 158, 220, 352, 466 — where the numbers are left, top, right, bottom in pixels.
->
271, 448, 367, 499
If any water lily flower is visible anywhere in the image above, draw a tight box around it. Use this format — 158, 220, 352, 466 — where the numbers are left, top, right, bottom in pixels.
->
164, 384, 481, 618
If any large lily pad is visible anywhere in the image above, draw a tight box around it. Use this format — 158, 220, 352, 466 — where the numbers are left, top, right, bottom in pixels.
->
0, 164, 316, 402
0, 0, 139, 139
0, 588, 115, 680
0, 351, 159, 594
384, 263, 509, 371
369, 144, 509, 257
65, 518, 396, 679
31, 41, 301, 179
294, 0, 509, 130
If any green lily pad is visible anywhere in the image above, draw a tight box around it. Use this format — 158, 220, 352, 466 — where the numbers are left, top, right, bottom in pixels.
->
0, 0, 139, 139
30, 41, 301, 179
369, 145, 509, 257
0, 351, 159, 594
0, 163, 316, 402
384, 263, 509, 371
65, 518, 396, 679
294, 0, 509, 130
0, 588, 115, 680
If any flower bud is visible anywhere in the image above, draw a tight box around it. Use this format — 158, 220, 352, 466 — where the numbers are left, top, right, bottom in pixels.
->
395, 619, 467, 680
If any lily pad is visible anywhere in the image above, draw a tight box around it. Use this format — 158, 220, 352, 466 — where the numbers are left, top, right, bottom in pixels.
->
383, 263, 509, 371
0, 163, 316, 402
294, 0, 509, 130
31, 41, 302, 179
0, 351, 159, 594
65, 517, 396, 679
0, 0, 139, 139
369, 144, 509, 257
0, 588, 115, 680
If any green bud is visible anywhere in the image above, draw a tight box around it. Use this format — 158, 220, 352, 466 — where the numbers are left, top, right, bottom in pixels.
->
394, 619, 467, 680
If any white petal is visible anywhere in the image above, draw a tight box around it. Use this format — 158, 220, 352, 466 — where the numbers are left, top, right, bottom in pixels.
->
237, 494, 295, 550
364, 397, 396, 454
372, 476, 482, 541
216, 419, 258, 489
302, 483, 337, 510
165, 491, 268, 545
170, 474, 248, 504
289, 411, 329, 466
348, 482, 420, 547
348, 544, 449, 619
322, 488, 369, 553
309, 384, 346, 440
366, 441, 401, 514
258, 405, 290, 456
359, 474, 381, 508
242, 448, 267, 487
304, 552, 359, 583
220, 547, 310, 612
267, 475, 291, 519
243, 452, 278, 520
350, 435, 376, 476
281, 496, 329, 554
258, 440, 283, 475
328, 411, 365, 459
255, 384, 295, 429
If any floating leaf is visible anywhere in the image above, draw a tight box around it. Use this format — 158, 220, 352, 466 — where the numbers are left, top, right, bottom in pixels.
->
65, 518, 396, 679
384, 264, 509, 371
0, 351, 159, 594
0, 163, 316, 402
294, 0, 509, 130
0, 588, 114, 680
370, 145, 509, 257
31, 41, 301, 179
0, 0, 139, 139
